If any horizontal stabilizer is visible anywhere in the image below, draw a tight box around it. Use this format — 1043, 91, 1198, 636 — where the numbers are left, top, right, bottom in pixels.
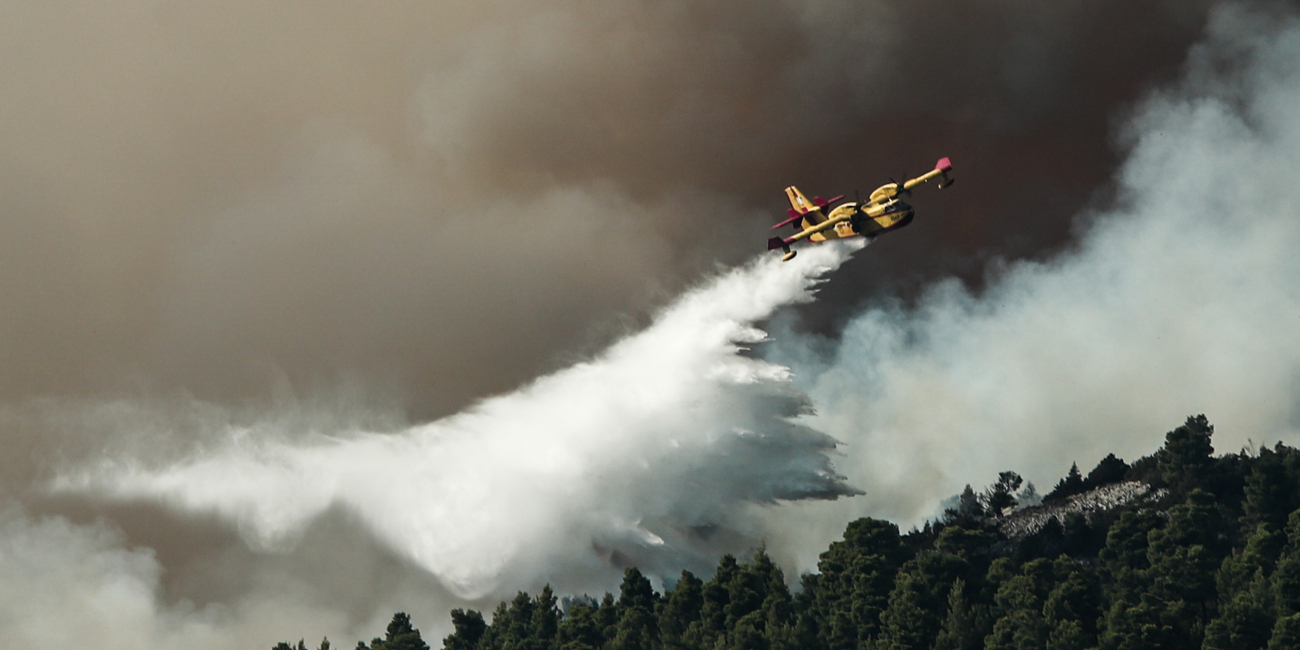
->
767, 236, 792, 251
771, 212, 805, 230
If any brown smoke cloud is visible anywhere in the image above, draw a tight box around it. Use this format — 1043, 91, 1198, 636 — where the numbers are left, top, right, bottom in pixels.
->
0, 0, 1213, 418
0, 0, 1235, 645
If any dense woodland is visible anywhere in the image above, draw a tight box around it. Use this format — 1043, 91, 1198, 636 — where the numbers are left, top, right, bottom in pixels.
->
275, 415, 1300, 650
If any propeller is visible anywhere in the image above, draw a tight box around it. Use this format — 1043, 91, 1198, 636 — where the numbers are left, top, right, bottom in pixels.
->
848, 191, 866, 230
889, 174, 912, 197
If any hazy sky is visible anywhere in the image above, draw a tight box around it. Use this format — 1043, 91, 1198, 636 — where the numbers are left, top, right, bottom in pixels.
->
0, 0, 1213, 417
12, 1, 1298, 648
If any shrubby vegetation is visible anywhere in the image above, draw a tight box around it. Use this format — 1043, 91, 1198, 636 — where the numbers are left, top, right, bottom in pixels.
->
276, 415, 1300, 650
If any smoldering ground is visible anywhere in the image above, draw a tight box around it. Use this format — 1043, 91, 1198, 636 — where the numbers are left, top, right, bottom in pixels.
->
0, 1, 1292, 648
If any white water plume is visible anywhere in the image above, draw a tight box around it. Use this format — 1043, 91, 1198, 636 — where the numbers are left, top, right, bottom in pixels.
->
60, 240, 864, 598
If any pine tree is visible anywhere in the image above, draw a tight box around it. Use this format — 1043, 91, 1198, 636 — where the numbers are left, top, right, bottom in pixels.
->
380, 613, 430, 650
1268, 613, 1300, 649
597, 593, 620, 642
722, 553, 769, 631
874, 570, 938, 650
984, 559, 1052, 650
1084, 454, 1130, 490
1095, 596, 1177, 650
1098, 509, 1163, 588
1096, 510, 1168, 650
810, 518, 907, 650
875, 552, 969, 650
1156, 415, 1215, 490
1043, 557, 1101, 650
934, 525, 994, 562
557, 600, 605, 650
530, 586, 561, 649
658, 571, 703, 650
983, 472, 1024, 518
1272, 510, 1300, 616
1245, 447, 1297, 530
443, 610, 486, 650
478, 594, 534, 650
1202, 582, 1273, 650
1046, 463, 1085, 502
749, 549, 795, 649
609, 604, 657, 650
1046, 620, 1089, 650
932, 579, 980, 650
946, 485, 987, 524
685, 554, 737, 648
727, 610, 767, 650
610, 568, 659, 650
1216, 523, 1284, 601
1141, 490, 1224, 647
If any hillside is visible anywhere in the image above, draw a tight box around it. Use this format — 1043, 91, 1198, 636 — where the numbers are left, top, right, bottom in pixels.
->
277, 415, 1300, 650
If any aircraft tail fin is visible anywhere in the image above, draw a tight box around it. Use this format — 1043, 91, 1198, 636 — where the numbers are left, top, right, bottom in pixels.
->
785, 186, 815, 215
784, 186, 837, 225
935, 157, 955, 188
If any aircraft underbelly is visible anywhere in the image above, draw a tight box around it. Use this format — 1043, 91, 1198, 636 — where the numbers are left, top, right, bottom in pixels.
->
864, 209, 914, 236
809, 220, 858, 242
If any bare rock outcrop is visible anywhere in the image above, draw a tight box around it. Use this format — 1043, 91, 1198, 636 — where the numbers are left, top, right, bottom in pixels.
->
998, 481, 1168, 540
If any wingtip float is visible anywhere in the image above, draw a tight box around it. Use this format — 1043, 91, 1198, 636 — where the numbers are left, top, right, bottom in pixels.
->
767, 157, 954, 261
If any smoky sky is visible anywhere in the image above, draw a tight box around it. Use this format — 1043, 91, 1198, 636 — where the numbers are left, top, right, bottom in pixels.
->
0, 1, 1278, 647
0, 0, 1217, 420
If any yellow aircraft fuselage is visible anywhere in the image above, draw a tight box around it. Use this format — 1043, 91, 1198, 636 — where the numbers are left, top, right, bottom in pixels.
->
768, 157, 953, 260
797, 196, 913, 243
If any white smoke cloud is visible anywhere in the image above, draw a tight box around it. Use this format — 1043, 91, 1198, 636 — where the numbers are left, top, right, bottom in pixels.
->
758, 4, 1300, 564
0, 504, 358, 650
58, 241, 863, 600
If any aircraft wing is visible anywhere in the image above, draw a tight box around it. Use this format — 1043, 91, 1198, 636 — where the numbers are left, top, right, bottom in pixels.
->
900, 158, 955, 192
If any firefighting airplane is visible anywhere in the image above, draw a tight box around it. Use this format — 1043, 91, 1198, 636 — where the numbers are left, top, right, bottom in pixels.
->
767, 157, 954, 261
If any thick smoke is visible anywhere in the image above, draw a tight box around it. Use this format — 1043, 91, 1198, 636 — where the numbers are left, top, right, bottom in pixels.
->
0, 0, 1212, 416
0, 505, 364, 650
0, 1, 1290, 648
761, 4, 1300, 568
